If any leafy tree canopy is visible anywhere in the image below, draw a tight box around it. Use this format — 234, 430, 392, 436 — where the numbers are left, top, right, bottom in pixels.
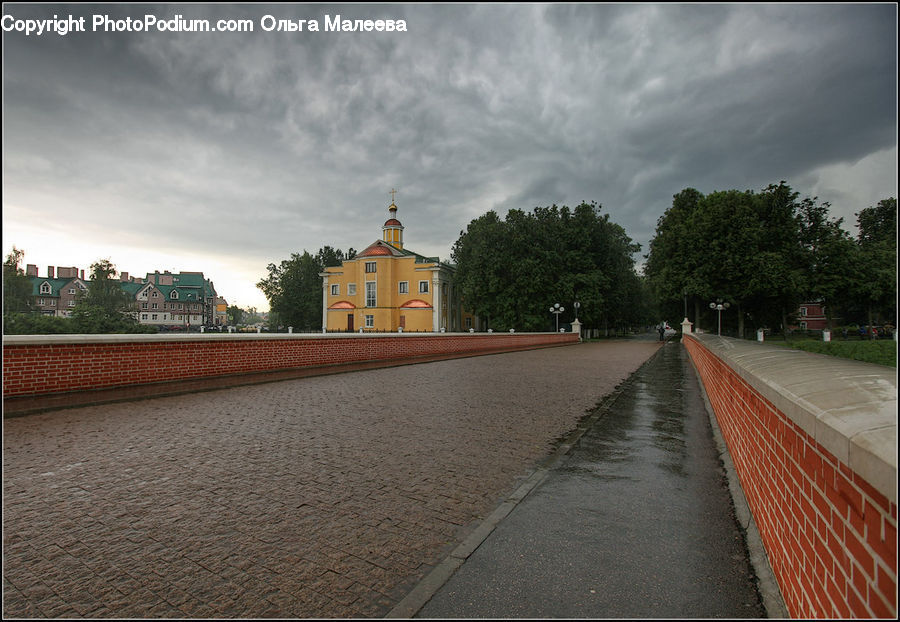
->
451, 202, 648, 332
645, 183, 896, 335
854, 198, 897, 325
3, 246, 33, 317
257, 246, 355, 331
71, 259, 152, 333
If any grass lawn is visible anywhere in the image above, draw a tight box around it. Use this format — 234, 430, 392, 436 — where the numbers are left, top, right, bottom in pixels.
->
768, 338, 897, 368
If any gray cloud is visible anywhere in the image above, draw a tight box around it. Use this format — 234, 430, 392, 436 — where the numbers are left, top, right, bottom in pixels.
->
3, 3, 896, 308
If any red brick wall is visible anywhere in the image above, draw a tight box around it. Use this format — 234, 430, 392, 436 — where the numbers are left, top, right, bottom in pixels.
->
684, 336, 897, 618
2, 332, 577, 398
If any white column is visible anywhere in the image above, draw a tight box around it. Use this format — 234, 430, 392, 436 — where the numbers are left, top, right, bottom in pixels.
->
432, 273, 441, 331
321, 275, 329, 330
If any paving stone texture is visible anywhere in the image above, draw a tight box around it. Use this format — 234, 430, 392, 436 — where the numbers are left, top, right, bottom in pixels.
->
3, 340, 660, 618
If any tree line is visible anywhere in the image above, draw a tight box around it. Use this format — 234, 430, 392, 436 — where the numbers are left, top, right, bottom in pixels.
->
450, 202, 652, 332
9, 183, 894, 339
643, 182, 896, 336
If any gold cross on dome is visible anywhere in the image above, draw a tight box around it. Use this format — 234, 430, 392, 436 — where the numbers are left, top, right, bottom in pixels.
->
389, 188, 398, 203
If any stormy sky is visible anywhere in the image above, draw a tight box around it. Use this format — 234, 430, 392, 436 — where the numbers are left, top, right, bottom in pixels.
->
3, 3, 897, 311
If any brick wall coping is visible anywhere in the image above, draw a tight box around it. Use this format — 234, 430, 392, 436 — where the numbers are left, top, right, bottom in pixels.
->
686, 333, 897, 503
2, 331, 563, 346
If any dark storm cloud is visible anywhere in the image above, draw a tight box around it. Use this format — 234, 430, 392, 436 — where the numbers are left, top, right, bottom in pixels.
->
3, 3, 896, 308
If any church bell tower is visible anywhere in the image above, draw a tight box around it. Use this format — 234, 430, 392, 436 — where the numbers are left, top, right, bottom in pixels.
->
382, 188, 404, 249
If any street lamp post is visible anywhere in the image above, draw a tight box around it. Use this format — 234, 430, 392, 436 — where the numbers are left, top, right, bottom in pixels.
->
709, 300, 730, 336
550, 303, 565, 332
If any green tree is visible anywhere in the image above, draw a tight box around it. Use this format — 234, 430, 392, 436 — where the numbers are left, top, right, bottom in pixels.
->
643, 188, 705, 327
3, 247, 34, 320
796, 197, 858, 329
740, 182, 806, 334
854, 198, 897, 329
257, 246, 355, 332
244, 307, 262, 325
4, 313, 75, 335
451, 202, 641, 332
451, 210, 512, 329
71, 259, 149, 333
227, 305, 244, 325
647, 182, 813, 337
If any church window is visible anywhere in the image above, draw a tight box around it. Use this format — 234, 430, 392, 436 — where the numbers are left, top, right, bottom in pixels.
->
331, 284, 340, 296
366, 282, 376, 307
365, 315, 374, 328
399, 281, 409, 294
365, 262, 376, 273
419, 281, 429, 294
348, 283, 356, 295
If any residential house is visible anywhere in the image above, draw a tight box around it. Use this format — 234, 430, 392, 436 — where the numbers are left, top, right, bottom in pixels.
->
26, 265, 88, 317
25, 266, 218, 329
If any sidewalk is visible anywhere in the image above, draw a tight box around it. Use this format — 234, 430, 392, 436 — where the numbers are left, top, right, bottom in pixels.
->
397, 342, 775, 619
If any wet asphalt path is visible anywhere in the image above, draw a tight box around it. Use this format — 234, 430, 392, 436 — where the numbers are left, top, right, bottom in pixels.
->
417, 342, 766, 618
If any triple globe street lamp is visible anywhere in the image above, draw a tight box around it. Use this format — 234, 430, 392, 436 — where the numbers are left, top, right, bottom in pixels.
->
550, 303, 565, 332
709, 299, 730, 336
549, 301, 581, 333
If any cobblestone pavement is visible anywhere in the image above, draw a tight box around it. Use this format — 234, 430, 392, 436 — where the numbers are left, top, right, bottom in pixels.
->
3, 340, 660, 619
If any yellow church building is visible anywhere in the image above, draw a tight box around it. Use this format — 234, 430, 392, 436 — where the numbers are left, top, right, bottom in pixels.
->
321, 197, 477, 332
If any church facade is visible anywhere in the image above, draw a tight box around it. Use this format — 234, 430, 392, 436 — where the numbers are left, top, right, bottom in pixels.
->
320, 199, 477, 332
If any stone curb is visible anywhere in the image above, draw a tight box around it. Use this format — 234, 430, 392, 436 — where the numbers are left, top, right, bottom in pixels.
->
384, 345, 660, 618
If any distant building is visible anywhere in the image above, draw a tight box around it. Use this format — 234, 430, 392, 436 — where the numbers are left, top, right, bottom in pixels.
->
133, 271, 218, 329
216, 297, 228, 326
26, 265, 88, 317
25, 265, 219, 329
321, 198, 478, 332
792, 301, 834, 331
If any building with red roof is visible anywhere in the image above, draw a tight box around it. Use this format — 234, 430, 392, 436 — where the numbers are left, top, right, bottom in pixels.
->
320, 193, 478, 332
